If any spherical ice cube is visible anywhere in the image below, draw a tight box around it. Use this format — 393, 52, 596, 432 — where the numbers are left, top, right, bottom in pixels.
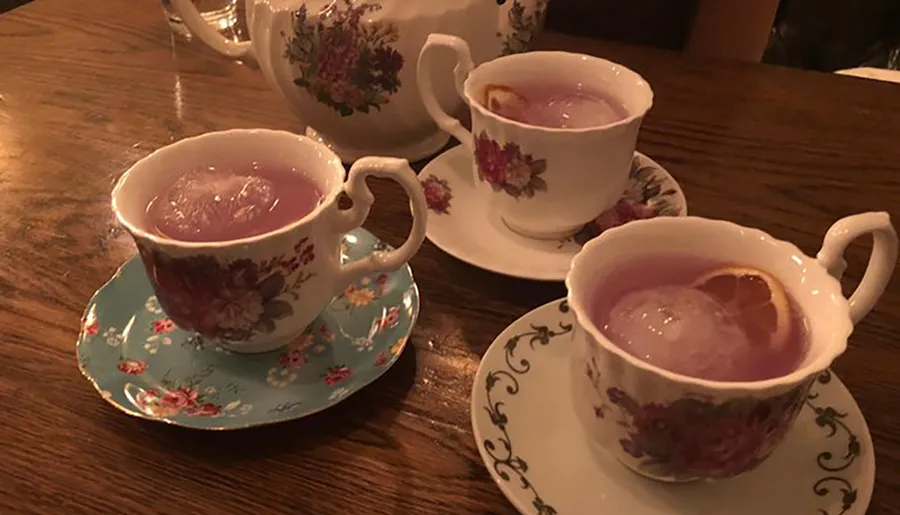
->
539, 94, 623, 129
603, 285, 760, 381
151, 168, 277, 242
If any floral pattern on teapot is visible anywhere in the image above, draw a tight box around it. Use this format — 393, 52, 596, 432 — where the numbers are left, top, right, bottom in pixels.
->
171, 0, 516, 160
498, 0, 549, 56
284, 0, 404, 116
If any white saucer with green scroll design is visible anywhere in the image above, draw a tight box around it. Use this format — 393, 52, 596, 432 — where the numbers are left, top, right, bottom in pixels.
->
418, 146, 687, 281
471, 299, 874, 515
77, 228, 418, 430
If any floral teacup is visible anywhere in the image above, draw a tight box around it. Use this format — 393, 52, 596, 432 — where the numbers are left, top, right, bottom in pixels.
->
417, 33, 653, 240
567, 212, 897, 481
112, 129, 427, 354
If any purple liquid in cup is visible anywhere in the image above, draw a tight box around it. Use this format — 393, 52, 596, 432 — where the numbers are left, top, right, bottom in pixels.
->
483, 82, 629, 129
145, 163, 323, 243
589, 254, 810, 382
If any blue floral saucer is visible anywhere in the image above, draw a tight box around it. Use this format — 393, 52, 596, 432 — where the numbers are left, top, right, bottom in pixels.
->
76, 229, 418, 430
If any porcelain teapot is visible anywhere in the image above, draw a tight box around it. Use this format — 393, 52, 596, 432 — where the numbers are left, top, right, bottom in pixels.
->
498, 0, 548, 56
171, 0, 526, 162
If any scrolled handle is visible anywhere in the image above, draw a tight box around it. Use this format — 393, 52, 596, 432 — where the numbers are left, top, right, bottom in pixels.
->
331, 157, 428, 294
416, 33, 475, 151
816, 212, 898, 324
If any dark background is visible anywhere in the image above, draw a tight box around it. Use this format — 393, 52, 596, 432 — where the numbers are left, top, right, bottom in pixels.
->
1, 0, 29, 14
545, 0, 698, 50
2, 0, 899, 70
543, 0, 900, 71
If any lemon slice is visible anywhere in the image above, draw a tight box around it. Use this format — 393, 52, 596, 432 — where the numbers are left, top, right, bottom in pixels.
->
483, 84, 527, 113
692, 266, 792, 350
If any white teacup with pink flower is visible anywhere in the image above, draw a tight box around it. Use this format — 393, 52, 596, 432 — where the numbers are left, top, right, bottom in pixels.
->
417, 33, 653, 240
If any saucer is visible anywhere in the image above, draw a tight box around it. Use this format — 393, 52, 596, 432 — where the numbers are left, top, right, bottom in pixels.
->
419, 146, 687, 281
77, 228, 418, 430
471, 300, 874, 514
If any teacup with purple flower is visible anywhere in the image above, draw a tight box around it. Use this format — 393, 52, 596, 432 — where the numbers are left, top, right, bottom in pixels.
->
567, 213, 896, 481
113, 129, 428, 354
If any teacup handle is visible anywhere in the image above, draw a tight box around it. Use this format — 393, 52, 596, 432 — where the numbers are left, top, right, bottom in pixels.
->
816, 212, 898, 324
168, 0, 254, 59
417, 33, 475, 151
331, 157, 428, 295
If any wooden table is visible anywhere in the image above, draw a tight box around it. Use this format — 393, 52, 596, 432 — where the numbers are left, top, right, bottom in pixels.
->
2, 1, 899, 513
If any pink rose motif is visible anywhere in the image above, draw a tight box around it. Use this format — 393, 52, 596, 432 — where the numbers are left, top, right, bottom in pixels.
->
592, 200, 657, 235
137, 248, 221, 334
569, 200, 661, 246
608, 384, 808, 479
83, 319, 99, 336
134, 389, 174, 417
134, 388, 183, 417
117, 360, 147, 375
285, 0, 403, 116
152, 318, 176, 334
279, 348, 308, 368
681, 391, 808, 478
421, 175, 452, 214
323, 366, 352, 386
374, 353, 388, 366
628, 403, 692, 459
679, 415, 772, 478
474, 131, 548, 199
318, 324, 335, 343
161, 387, 198, 409
136, 242, 312, 341
212, 288, 265, 331
293, 332, 315, 349
186, 403, 221, 417
377, 307, 400, 331
375, 273, 389, 295
474, 133, 508, 185
278, 332, 314, 367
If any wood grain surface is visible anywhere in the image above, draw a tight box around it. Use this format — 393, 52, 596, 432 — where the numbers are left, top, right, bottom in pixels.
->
1, 1, 899, 514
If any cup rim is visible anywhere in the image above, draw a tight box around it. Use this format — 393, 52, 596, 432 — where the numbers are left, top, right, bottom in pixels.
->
111, 129, 344, 250
463, 51, 654, 134
565, 216, 853, 392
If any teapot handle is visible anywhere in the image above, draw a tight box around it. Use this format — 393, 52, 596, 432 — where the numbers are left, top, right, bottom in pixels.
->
816, 212, 898, 324
168, 0, 254, 60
